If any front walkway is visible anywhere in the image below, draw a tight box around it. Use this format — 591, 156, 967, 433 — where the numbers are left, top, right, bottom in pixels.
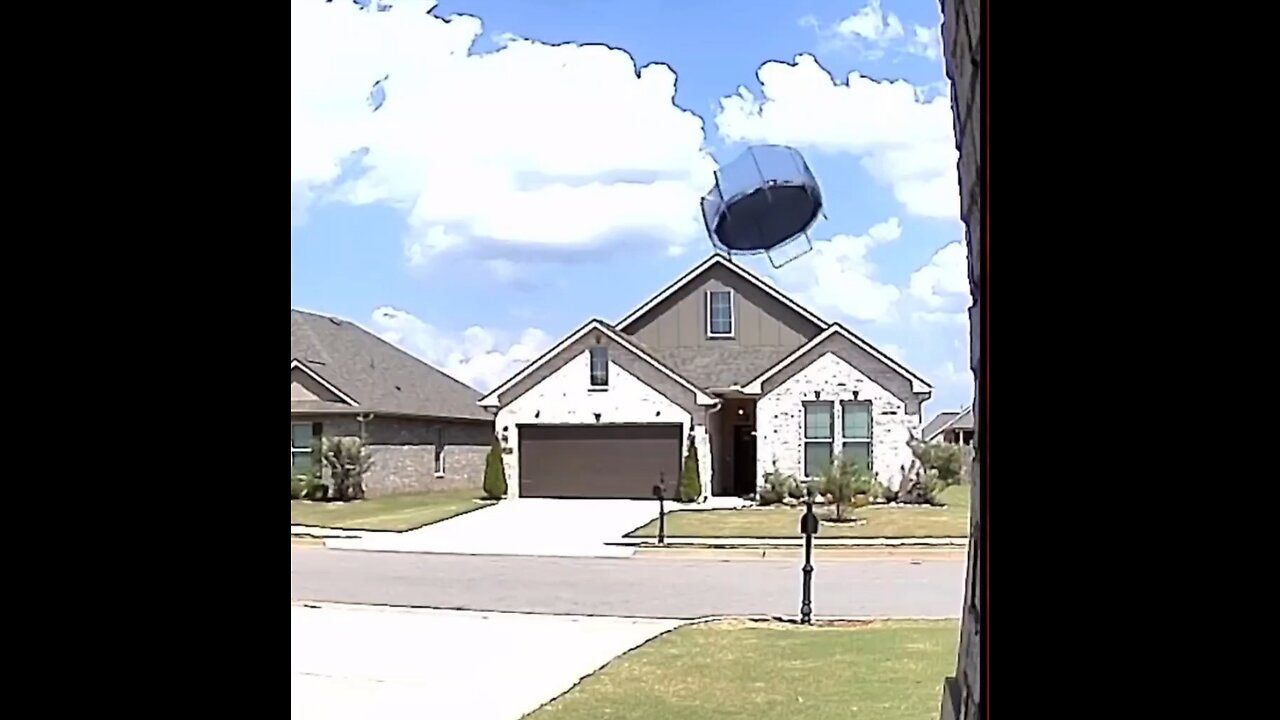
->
291, 603, 684, 720
323, 499, 679, 557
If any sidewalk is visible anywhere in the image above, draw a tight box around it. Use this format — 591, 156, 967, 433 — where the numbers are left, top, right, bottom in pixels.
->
614, 536, 969, 548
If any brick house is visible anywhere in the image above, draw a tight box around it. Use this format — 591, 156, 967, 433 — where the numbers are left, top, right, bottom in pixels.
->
291, 308, 492, 496
477, 255, 933, 500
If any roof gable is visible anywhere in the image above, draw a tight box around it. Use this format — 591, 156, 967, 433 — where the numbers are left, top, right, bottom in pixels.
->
615, 254, 827, 335
743, 323, 933, 395
290, 309, 490, 421
478, 319, 717, 408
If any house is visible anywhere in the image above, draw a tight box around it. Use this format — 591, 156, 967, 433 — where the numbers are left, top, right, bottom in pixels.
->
476, 255, 933, 500
923, 406, 974, 446
291, 308, 493, 496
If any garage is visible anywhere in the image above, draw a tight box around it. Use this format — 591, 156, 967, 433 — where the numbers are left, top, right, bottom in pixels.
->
518, 423, 684, 499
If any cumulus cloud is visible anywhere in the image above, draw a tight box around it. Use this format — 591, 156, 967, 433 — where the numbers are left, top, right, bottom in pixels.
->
292, 0, 717, 263
909, 241, 969, 308
771, 218, 904, 323
370, 306, 552, 391
801, 1, 942, 62
714, 54, 958, 220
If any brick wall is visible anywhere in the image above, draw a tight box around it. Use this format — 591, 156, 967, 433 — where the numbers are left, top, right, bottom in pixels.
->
295, 415, 491, 497
938, 0, 981, 719
756, 352, 920, 491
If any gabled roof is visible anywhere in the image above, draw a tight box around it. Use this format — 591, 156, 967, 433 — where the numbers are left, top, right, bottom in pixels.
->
922, 411, 960, 440
290, 359, 359, 406
741, 323, 933, 395
291, 308, 490, 421
929, 405, 973, 439
615, 253, 827, 332
477, 319, 718, 408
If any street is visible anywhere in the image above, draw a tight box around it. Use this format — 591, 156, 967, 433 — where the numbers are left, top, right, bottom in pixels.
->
290, 546, 966, 619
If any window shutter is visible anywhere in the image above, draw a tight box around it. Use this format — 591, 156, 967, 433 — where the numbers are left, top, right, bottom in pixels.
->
312, 422, 323, 437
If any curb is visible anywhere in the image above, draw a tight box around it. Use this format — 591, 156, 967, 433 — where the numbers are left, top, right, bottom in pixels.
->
290, 600, 961, 623
613, 537, 969, 549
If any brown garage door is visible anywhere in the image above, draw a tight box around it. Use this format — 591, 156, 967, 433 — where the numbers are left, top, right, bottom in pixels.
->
519, 424, 683, 499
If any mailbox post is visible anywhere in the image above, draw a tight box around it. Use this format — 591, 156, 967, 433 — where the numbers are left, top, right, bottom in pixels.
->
652, 473, 667, 546
799, 482, 820, 625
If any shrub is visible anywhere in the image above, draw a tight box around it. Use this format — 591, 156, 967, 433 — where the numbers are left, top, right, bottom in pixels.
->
678, 434, 701, 503
482, 437, 507, 500
320, 436, 373, 502
759, 464, 799, 506
290, 473, 306, 500
913, 442, 972, 487
818, 458, 870, 521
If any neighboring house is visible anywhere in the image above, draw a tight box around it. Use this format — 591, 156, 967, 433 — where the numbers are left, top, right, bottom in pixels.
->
477, 255, 933, 500
923, 406, 974, 445
291, 308, 493, 496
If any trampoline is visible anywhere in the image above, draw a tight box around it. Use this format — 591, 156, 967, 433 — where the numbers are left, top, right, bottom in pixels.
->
701, 145, 825, 268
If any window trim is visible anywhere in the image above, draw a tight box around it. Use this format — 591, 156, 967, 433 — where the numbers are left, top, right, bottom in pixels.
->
588, 346, 609, 389
291, 422, 314, 470
802, 400, 834, 478
433, 426, 446, 477
706, 289, 735, 338
839, 400, 873, 473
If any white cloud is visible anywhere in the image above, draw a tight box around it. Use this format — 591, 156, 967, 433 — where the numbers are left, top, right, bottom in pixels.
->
835, 0, 905, 46
370, 306, 551, 391
801, 1, 942, 62
771, 218, 903, 323
292, 0, 717, 262
715, 54, 958, 220
909, 241, 969, 308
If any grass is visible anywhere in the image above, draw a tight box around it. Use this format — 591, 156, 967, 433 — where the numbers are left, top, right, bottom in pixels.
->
289, 489, 491, 531
629, 484, 970, 539
526, 619, 959, 720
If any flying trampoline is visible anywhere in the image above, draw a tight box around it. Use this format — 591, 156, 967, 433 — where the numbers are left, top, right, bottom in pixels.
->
701, 144, 825, 268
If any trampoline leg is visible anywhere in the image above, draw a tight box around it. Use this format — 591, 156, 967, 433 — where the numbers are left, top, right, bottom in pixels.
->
766, 233, 815, 269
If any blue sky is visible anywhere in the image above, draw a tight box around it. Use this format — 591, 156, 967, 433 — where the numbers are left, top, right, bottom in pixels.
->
291, 0, 973, 416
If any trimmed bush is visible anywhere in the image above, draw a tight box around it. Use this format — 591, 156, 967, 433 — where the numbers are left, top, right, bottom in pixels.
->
678, 433, 700, 503
482, 437, 507, 500
759, 465, 799, 506
320, 436, 373, 501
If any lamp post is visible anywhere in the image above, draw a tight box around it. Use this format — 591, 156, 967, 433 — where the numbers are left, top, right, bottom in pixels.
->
799, 481, 820, 625
652, 473, 667, 546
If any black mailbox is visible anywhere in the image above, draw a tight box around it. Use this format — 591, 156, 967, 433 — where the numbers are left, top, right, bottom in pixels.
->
652, 484, 664, 499
800, 510, 819, 536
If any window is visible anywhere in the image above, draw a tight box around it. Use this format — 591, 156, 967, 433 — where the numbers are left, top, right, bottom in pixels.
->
434, 426, 446, 475
840, 401, 873, 472
707, 289, 734, 337
588, 346, 609, 387
291, 422, 316, 470
802, 401, 833, 477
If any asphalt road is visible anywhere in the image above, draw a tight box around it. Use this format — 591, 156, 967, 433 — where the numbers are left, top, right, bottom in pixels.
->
290, 547, 966, 619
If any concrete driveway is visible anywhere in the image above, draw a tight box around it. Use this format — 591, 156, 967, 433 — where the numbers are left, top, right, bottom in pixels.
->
291, 603, 683, 720
324, 499, 665, 557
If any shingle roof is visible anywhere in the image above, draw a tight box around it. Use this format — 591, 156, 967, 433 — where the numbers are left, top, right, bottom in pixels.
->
290, 309, 490, 421
923, 406, 974, 440
922, 412, 960, 440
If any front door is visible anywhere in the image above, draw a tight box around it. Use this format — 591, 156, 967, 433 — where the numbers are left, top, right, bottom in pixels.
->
732, 425, 757, 496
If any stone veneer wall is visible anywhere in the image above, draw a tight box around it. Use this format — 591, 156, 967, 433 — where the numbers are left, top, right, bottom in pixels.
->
756, 352, 919, 490
938, 0, 981, 718
305, 415, 490, 497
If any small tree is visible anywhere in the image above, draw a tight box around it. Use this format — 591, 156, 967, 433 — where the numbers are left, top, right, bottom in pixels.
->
482, 437, 507, 500
321, 436, 373, 502
678, 433, 700, 503
818, 458, 859, 521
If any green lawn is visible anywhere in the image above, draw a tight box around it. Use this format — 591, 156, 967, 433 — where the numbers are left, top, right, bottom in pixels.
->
527, 619, 959, 720
629, 484, 970, 539
290, 489, 491, 531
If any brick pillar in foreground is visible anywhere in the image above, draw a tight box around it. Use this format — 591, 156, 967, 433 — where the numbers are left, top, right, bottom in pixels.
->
938, 0, 981, 719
